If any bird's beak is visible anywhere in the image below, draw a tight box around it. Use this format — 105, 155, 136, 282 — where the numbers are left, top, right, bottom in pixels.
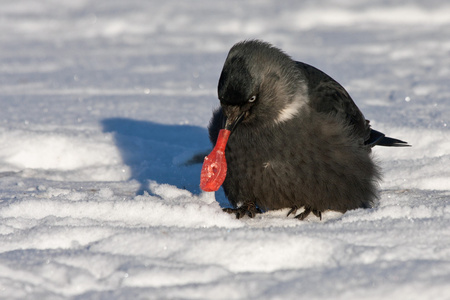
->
223, 105, 246, 132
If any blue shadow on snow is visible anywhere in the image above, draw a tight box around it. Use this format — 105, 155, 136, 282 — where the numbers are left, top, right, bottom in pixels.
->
102, 117, 212, 196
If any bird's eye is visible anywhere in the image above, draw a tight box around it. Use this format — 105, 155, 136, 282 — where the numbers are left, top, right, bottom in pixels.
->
248, 95, 257, 103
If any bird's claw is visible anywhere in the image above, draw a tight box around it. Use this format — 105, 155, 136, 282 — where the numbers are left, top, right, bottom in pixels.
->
288, 206, 322, 220
223, 202, 261, 219
287, 206, 298, 217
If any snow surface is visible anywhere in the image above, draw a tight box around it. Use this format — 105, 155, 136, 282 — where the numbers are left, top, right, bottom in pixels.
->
1, 0, 449, 299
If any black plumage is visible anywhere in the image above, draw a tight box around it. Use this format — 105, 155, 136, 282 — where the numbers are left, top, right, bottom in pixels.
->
208, 40, 409, 220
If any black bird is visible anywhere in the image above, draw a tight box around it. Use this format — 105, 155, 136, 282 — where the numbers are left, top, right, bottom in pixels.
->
207, 40, 409, 220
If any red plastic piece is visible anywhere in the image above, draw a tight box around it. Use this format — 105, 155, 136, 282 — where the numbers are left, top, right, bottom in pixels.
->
200, 129, 231, 192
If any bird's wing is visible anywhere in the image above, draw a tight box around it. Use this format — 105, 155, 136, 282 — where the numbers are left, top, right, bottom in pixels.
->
295, 62, 371, 142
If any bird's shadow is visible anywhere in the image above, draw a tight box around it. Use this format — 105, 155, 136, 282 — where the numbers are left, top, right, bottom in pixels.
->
102, 117, 214, 196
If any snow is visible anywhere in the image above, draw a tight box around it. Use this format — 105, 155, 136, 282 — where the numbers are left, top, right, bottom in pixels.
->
0, 0, 449, 299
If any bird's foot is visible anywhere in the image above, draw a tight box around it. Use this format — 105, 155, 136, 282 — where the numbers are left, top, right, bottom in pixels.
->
287, 206, 298, 217
223, 202, 262, 219
288, 206, 322, 220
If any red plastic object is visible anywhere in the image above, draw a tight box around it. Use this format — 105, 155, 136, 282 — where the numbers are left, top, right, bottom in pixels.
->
200, 129, 231, 192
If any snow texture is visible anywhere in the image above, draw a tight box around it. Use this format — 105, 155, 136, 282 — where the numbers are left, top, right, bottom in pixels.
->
0, 1, 449, 299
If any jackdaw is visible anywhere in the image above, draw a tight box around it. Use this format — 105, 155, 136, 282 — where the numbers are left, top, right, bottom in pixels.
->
201, 40, 409, 220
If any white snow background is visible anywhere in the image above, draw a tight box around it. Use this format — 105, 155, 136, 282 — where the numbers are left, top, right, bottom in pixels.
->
1, 1, 449, 299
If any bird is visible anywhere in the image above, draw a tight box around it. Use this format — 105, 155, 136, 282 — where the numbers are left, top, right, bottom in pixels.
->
204, 40, 409, 220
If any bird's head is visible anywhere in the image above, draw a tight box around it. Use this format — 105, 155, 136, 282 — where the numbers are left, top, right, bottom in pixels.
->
217, 40, 306, 132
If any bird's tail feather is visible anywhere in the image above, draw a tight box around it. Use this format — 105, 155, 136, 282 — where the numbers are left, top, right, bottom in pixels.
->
366, 129, 410, 147
377, 136, 410, 147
